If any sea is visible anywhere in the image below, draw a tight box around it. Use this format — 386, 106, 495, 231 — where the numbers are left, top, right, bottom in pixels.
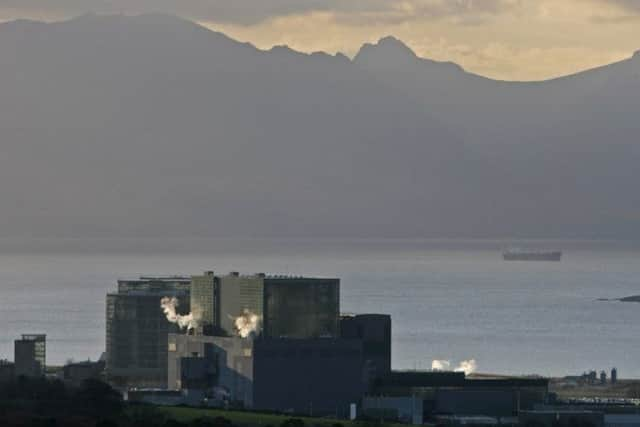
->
1, 238, 639, 378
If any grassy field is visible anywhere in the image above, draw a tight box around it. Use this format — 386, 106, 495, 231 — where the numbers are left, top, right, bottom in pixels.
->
160, 406, 356, 427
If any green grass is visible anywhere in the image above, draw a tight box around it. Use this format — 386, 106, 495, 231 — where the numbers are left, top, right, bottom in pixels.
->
161, 406, 354, 427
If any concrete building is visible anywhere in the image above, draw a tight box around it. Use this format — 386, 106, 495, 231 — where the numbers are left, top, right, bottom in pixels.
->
520, 411, 604, 427
218, 273, 264, 337
190, 271, 265, 337
263, 277, 339, 338
190, 271, 217, 335
167, 334, 254, 407
117, 276, 191, 294
370, 371, 549, 420
362, 396, 423, 425
0, 360, 15, 382
189, 271, 340, 339
253, 338, 364, 417
605, 414, 640, 427
341, 314, 392, 385
168, 334, 366, 417
14, 334, 46, 377
62, 360, 105, 387
128, 389, 186, 406
106, 276, 191, 388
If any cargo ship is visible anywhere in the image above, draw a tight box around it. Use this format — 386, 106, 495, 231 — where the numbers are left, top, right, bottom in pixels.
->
503, 249, 562, 261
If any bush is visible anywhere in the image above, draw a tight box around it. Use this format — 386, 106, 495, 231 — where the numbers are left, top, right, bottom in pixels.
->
73, 379, 124, 417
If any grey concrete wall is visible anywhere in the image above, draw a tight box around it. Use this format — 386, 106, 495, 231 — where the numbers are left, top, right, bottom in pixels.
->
363, 396, 423, 425
168, 334, 254, 407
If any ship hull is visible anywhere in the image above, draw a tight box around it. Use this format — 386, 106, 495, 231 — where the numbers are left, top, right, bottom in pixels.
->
503, 251, 562, 261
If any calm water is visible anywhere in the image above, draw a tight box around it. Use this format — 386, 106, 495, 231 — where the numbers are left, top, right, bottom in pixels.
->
1, 238, 639, 377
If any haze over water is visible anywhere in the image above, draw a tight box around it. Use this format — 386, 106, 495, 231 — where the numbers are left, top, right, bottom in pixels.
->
1, 238, 639, 378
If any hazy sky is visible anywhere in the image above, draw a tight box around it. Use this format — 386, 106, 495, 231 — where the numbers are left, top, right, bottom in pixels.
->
1, 0, 639, 80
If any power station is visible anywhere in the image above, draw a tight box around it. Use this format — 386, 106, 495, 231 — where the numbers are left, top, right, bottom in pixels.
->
105, 270, 550, 420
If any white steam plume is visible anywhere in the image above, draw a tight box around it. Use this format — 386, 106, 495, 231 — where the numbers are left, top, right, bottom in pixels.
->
431, 359, 478, 375
455, 359, 478, 375
432, 360, 451, 371
160, 297, 197, 331
233, 309, 261, 338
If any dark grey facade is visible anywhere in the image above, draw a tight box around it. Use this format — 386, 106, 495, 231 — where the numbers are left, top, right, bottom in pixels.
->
253, 338, 364, 417
190, 271, 217, 335
362, 396, 423, 424
168, 335, 369, 415
167, 334, 254, 407
189, 272, 339, 339
218, 274, 264, 337
435, 389, 519, 416
340, 314, 391, 385
371, 372, 549, 419
0, 360, 15, 382
190, 272, 265, 337
117, 276, 191, 294
14, 334, 46, 377
63, 360, 105, 387
106, 277, 190, 388
263, 277, 340, 339
520, 411, 604, 427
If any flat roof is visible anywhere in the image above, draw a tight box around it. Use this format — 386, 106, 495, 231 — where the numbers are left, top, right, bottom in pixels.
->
375, 371, 549, 388
19, 334, 46, 341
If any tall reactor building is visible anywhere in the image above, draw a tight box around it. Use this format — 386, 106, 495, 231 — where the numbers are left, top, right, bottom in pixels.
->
167, 271, 390, 417
105, 276, 191, 388
106, 272, 341, 388
263, 276, 339, 338
107, 268, 391, 418
189, 272, 339, 339
14, 334, 46, 377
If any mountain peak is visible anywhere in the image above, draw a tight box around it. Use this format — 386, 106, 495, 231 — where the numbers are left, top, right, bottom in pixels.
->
375, 36, 417, 56
354, 36, 418, 65
354, 36, 466, 75
61, 13, 209, 34
634, 49, 640, 59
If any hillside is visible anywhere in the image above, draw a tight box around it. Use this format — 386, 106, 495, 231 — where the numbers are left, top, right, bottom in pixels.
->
0, 14, 639, 239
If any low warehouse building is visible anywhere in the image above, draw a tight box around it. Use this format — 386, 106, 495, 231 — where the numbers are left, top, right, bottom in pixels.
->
369, 371, 549, 420
253, 338, 365, 417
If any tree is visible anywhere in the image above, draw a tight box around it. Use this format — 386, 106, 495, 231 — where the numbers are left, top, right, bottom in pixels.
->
73, 379, 124, 418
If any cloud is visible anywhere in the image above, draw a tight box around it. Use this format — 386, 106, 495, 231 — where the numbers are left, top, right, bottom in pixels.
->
604, 0, 640, 11
0, 0, 521, 25
0, 0, 323, 24
589, 0, 640, 23
209, 0, 636, 81
0, 0, 638, 27
329, 0, 521, 27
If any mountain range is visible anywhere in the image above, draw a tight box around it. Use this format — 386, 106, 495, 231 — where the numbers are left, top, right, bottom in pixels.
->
1, 14, 639, 239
